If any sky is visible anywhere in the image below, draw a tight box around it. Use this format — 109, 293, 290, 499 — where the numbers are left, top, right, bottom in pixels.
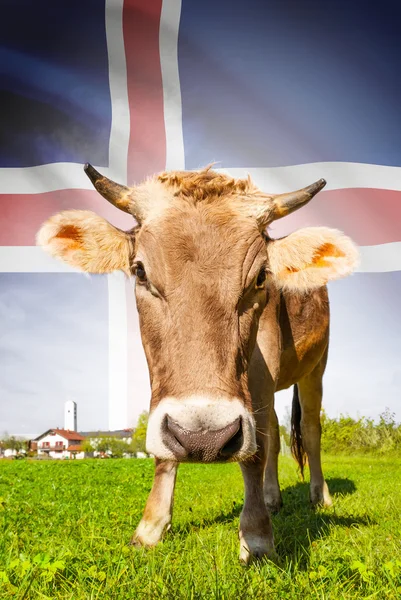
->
276, 271, 401, 425
0, 273, 109, 436
0, 268, 400, 438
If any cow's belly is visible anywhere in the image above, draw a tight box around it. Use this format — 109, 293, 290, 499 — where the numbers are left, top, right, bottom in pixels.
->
276, 286, 330, 391
276, 333, 328, 391
250, 286, 330, 395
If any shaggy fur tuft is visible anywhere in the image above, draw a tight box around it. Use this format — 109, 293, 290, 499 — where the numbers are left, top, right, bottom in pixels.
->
290, 384, 306, 480
156, 165, 257, 203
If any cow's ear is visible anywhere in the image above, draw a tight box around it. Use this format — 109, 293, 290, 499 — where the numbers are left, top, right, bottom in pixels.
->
267, 227, 359, 291
37, 210, 135, 274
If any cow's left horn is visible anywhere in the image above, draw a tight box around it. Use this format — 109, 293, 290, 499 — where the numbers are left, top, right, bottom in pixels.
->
270, 179, 327, 221
84, 163, 133, 215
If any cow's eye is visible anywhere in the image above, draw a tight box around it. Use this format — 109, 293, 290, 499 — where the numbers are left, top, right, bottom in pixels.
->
135, 262, 147, 284
256, 267, 266, 288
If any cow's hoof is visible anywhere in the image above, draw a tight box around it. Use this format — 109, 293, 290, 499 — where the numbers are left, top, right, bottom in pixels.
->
239, 532, 275, 565
129, 536, 145, 548
310, 481, 333, 508
130, 519, 170, 548
264, 494, 283, 514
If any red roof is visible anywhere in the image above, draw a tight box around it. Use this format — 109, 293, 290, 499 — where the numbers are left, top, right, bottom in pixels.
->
54, 429, 85, 441
34, 429, 85, 442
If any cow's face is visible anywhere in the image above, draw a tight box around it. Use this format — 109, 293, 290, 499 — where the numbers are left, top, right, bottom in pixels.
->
38, 167, 358, 463
133, 204, 269, 462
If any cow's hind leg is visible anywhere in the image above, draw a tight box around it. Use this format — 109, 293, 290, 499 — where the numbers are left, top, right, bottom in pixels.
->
263, 406, 283, 512
131, 459, 178, 547
295, 357, 332, 507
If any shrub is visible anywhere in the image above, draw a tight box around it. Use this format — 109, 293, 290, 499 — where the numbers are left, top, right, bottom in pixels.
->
320, 408, 401, 454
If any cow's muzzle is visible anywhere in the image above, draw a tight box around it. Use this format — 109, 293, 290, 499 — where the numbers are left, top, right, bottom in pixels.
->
145, 396, 257, 463
162, 415, 243, 462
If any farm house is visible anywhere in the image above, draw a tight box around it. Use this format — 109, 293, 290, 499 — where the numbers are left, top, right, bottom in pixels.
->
32, 429, 86, 460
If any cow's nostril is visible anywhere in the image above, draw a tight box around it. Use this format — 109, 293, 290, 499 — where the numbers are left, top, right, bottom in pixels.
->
161, 416, 188, 460
163, 415, 242, 462
219, 420, 243, 458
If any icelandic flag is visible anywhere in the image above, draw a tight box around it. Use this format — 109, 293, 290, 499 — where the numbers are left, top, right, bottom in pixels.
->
0, 0, 400, 435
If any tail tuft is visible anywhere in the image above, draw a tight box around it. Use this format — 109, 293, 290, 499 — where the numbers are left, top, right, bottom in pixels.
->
290, 384, 306, 480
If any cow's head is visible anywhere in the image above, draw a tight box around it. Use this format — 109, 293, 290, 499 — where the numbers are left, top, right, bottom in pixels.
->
37, 166, 358, 463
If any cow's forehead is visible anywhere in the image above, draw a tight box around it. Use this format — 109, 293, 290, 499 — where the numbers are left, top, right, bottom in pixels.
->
134, 202, 266, 292
137, 202, 263, 263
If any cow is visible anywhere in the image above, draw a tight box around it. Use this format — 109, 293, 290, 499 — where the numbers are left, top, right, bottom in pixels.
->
37, 164, 359, 563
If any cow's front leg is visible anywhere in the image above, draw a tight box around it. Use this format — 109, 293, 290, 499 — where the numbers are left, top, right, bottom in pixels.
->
131, 459, 178, 547
263, 406, 283, 512
239, 440, 275, 564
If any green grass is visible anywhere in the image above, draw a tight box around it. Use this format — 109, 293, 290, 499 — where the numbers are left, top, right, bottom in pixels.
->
0, 455, 400, 599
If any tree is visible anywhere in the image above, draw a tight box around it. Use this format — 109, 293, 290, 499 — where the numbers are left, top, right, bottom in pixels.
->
91, 435, 129, 458
81, 439, 95, 454
108, 438, 129, 458
282, 406, 292, 434
279, 424, 291, 448
3, 436, 25, 452
95, 435, 113, 455
129, 412, 149, 454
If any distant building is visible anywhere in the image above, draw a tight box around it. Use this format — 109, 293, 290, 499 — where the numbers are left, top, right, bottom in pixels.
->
79, 429, 134, 457
27, 426, 143, 460
0, 437, 27, 459
80, 429, 133, 444
32, 429, 85, 460
64, 400, 77, 432
3, 448, 18, 458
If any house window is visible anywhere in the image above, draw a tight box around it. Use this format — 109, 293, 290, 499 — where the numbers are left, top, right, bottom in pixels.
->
55, 441, 63, 448
43, 442, 50, 448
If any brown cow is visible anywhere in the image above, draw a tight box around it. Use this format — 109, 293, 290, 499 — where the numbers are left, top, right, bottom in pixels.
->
37, 165, 358, 563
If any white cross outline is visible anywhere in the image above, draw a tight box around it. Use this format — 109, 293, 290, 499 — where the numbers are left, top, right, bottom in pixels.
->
1, 0, 399, 435
0, 0, 130, 431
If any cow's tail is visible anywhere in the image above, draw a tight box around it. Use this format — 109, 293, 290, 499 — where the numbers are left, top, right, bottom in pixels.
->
290, 384, 306, 480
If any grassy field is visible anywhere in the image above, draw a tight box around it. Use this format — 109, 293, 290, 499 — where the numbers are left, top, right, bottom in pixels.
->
0, 455, 400, 599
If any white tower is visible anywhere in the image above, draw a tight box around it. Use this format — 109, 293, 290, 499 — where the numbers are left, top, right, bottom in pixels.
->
64, 400, 77, 431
